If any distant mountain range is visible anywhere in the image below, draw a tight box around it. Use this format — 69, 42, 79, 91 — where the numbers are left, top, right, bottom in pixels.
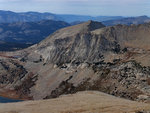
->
0, 10, 123, 23
0, 20, 70, 51
70, 16, 150, 26
0, 10, 59, 23
0, 10, 150, 26
102, 16, 150, 26
57, 14, 123, 23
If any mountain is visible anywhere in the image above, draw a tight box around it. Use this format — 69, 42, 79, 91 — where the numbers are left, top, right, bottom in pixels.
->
0, 10, 123, 23
0, 20, 70, 51
1, 21, 150, 104
103, 16, 150, 26
0, 10, 59, 23
70, 21, 84, 25
0, 91, 150, 113
57, 14, 123, 23
1, 10, 150, 26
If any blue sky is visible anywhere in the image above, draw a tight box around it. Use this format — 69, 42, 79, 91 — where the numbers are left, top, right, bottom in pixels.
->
0, 0, 150, 16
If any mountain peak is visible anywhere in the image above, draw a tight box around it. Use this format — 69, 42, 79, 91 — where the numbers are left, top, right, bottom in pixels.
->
58, 20, 105, 35
62, 20, 105, 33
81, 20, 105, 31
40, 20, 105, 42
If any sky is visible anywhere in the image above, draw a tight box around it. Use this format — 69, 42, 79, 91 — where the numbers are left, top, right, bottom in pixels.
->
0, 0, 150, 16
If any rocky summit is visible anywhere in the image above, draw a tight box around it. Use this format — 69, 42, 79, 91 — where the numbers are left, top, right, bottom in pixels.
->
1, 21, 150, 103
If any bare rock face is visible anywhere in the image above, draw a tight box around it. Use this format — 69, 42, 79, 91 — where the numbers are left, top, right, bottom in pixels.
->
33, 21, 111, 64
31, 22, 150, 65
1, 21, 150, 102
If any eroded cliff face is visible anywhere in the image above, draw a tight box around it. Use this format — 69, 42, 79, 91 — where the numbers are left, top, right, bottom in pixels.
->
29, 22, 150, 65
1, 21, 150, 102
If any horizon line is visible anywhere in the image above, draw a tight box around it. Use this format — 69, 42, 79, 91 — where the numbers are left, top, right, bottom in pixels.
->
0, 9, 149, 17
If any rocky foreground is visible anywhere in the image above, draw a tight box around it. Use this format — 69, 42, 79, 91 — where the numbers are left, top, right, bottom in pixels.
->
0, 91, 150, 113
